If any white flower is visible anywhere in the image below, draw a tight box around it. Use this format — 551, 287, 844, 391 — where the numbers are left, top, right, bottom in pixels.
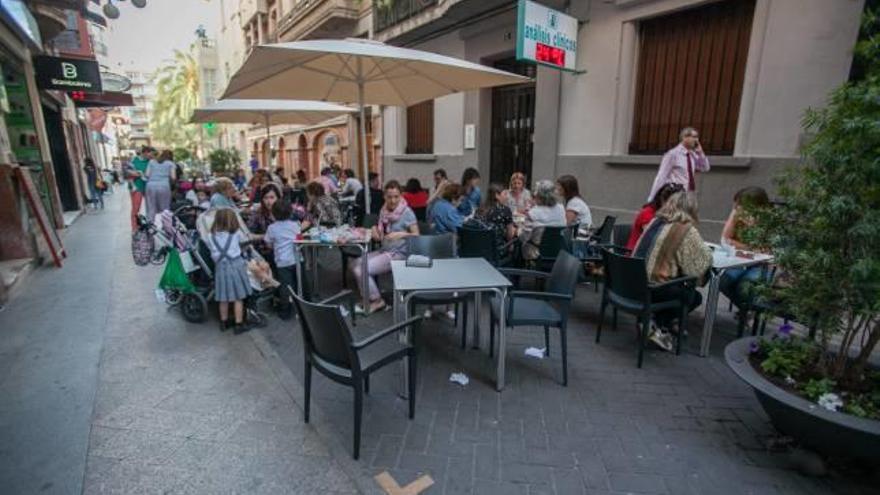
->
817, 393, 843, 412
784, 375, 796, 386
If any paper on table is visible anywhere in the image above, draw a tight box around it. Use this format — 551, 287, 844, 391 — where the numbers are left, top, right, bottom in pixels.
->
524, 347, 546, 359
449, 372, 469, 386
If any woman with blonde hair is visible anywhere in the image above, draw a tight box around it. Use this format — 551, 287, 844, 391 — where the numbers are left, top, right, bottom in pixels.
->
505, 172, 531, 212
632, 191, 712, 351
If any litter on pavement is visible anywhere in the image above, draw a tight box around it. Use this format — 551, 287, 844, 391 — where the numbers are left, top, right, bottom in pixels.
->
524, 347, 546, 359
449, 372, 469, 386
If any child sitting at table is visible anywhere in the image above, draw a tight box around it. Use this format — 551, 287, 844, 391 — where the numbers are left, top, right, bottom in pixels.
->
263, 200, 304, 320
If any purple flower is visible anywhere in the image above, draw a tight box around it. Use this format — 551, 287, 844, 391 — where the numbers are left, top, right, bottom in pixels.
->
778, 322, 794, 336
749, 341, 760, 354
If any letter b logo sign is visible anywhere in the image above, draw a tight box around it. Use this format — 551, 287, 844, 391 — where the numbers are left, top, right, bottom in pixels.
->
61, 62, 77, 79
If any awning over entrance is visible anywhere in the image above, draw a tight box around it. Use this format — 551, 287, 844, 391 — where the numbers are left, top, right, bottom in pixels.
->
71, 91, 134, 108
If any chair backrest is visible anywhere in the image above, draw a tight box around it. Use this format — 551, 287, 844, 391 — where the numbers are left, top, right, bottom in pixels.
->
538, 226, 568, 259
595, 215, 616, 244
457, 225, 496, 262
602, 249, 649, 302
291, 291, 358, 372
361, 213, 378, 229
407, 233, 455, 259
417, 220, 433, 235
546, 250, 582, 297
412, 206, 427, 222
613, 223, 632, 248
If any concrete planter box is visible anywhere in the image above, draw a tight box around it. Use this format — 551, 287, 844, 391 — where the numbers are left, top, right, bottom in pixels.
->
725, 337, 880, 467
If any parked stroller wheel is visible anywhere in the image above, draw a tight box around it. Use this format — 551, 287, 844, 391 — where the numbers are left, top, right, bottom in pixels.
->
247, 309, 268, 328
165, 289, 182, 305
181, 292, 207, 323
151, 247, 168, 265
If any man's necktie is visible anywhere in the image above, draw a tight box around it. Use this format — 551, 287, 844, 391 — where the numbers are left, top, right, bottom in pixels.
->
686, 152, 695, 191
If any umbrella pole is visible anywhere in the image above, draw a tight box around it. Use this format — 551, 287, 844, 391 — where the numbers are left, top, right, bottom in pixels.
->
265, 113, 271, 170
358, 79, 370, 215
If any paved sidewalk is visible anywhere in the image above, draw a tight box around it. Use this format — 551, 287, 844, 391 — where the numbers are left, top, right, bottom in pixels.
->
0, 192, 359, 494
260, 249, 880, 495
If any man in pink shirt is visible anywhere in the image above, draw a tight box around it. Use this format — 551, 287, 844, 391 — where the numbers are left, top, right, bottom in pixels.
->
647, 127, 710, 201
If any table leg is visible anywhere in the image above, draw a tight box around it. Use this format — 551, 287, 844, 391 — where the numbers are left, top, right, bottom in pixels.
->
472, 292, 481, 349
294, 244, 304, 298
398, 291, 412, 399
495, 288, 507, 391
360, 244, 369, 315
699, 270, 724, 357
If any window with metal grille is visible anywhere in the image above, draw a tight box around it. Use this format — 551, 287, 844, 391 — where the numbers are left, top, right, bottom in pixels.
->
406, 100, 433, 154
629, 0, 755, 155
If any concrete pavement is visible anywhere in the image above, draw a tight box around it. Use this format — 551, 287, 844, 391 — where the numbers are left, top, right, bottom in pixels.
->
0, 191, 360, 494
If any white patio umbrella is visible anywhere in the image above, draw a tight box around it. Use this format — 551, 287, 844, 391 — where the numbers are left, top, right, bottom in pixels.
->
189, 99, 355, 168
220, 38, 531, 212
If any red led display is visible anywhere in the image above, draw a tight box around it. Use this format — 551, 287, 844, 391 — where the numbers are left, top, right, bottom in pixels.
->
535, 42, 565, 67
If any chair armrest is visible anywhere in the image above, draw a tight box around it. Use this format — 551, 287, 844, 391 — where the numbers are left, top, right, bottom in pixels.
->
320, 290, 354, 306
498, 268, 550, 280
648, 276, 697, 291
510, 290, 573, 302
351, 316, 423, 350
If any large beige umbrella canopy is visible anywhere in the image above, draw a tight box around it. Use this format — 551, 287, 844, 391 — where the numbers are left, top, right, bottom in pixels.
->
190, 99, 355, 169
221, 38, 531, 211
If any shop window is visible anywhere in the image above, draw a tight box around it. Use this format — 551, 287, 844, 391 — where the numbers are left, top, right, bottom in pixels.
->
629, 0, 755, 155
406, 100, 433, 154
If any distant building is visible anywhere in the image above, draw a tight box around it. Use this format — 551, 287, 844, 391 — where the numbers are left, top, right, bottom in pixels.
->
232, 0, 379, 179
124, 71, 157, 149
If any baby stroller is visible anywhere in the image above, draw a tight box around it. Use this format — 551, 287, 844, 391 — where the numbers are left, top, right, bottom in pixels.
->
159, 207, 274, 325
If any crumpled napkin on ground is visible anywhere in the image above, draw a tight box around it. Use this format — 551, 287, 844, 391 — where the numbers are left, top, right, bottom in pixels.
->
449, 372, 469, 386
524, 347, 546, 359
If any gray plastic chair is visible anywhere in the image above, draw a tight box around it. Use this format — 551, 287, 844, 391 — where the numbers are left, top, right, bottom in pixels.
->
291, 289, 421, 459
489, 251, 581, 386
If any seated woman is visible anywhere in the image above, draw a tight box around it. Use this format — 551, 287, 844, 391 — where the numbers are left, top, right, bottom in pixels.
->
209, 177, 239, 209
428, 182, 464, 234
248, 183, 282, 265
520, 180, 567, 261
304, 181, 342, 228
626, 183, 683, 251
351, 181, 419, 312
632, 192, 712, 351
402, 178, 429, 209
525, 180, 566, 227
505, 172, 531, 213
470, 183, 515, 259
719, 187, 771, 309
556, 175, 592, 229
457, 167, 482, 216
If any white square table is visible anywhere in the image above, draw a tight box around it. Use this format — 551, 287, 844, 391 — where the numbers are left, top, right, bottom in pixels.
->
699, 245, 774, 356
391, 258, 513, 391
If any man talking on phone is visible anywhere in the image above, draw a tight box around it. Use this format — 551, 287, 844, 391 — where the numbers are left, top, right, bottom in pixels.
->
647, 127, 710, 201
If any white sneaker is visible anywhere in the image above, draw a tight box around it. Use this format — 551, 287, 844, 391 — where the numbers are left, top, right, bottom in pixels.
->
445, 309, 456, 320
649, 328, 674, 352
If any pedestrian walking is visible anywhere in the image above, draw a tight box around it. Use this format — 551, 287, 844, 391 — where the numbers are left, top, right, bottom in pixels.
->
144, 150, 177, 220
83, 157, 104, 209
125, 146, 152, 230
208, 209, 253, 334
647, 127, 710, 201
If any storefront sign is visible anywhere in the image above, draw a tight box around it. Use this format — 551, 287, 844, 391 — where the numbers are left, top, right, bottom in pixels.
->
33, 56, 103, 93
516, 0, 578, 72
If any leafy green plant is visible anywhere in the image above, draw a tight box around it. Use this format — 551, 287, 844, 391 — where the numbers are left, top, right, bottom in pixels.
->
208, 148, 241, 175
803, 378, 837, 401
744, 10, 880, 390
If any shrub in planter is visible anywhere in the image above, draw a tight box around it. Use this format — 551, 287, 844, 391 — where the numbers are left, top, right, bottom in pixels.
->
742, 10, 880, 419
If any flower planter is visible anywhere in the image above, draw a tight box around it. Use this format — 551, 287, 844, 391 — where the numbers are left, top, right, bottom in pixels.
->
725, 337, 880, 467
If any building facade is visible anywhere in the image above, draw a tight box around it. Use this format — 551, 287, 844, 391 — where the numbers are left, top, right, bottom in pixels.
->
378, 0, 865, 237
232, 0, 381, 180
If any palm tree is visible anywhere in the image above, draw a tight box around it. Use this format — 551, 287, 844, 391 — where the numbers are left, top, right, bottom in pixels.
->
150, 47, 201, 151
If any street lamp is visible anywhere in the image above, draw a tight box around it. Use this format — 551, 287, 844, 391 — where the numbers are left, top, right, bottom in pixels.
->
102, 0, 148, 20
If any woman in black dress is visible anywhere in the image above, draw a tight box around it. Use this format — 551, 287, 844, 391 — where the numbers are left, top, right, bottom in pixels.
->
471, 183, 516, 258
